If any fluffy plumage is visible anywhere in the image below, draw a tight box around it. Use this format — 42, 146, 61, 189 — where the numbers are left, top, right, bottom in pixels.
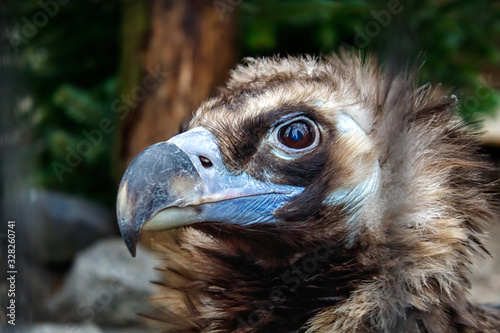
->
129, 53, 500, 332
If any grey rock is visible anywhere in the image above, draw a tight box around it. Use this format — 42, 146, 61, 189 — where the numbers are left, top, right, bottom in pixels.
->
5, 323, 153, 333
47, 238, 161, 327
103, 328, 151, 333
11, 322, 102, 333
21, 189, 116, 263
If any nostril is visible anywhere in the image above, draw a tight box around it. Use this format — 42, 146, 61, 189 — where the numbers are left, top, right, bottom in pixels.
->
199, 156, 213, 168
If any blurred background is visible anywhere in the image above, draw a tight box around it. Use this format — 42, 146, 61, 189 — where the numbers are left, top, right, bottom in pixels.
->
1, 0, 500, 332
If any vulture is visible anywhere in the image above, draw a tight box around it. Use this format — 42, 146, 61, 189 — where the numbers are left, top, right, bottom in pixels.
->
116, 53, 500, 333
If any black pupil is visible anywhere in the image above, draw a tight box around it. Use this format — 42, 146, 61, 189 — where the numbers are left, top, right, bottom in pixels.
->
278, 121, 314, 149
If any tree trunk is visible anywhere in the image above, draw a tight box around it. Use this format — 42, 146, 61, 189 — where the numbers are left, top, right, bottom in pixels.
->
116, 0, 237, 171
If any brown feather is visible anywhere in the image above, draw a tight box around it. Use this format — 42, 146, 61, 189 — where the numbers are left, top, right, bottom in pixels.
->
145, 53, 500, 332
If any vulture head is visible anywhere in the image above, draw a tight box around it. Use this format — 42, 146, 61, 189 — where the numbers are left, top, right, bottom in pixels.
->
117, 53, 500, 332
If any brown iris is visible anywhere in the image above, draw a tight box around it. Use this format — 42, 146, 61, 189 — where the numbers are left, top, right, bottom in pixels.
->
278, 121, 315, 149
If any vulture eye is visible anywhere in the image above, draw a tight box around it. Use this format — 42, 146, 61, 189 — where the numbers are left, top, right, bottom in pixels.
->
278, 121, 315, 149
272, 116, 320, 156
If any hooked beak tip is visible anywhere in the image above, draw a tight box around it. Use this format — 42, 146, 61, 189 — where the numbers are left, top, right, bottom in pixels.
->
125, 237, 138, 257
119, 222, 139, 257
117, 180, 141, 257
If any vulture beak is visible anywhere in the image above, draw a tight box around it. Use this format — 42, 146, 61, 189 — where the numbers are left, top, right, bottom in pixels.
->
117, 127, 303, 256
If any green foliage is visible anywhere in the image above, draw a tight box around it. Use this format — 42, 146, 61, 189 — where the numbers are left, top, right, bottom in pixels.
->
16, 0, 120, 207
240, 0, 500, 120
35, 78, 118, 207
16, 0, 500, 206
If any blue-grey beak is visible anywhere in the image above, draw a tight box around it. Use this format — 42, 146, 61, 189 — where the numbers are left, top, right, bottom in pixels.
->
116, 127, 303, 256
